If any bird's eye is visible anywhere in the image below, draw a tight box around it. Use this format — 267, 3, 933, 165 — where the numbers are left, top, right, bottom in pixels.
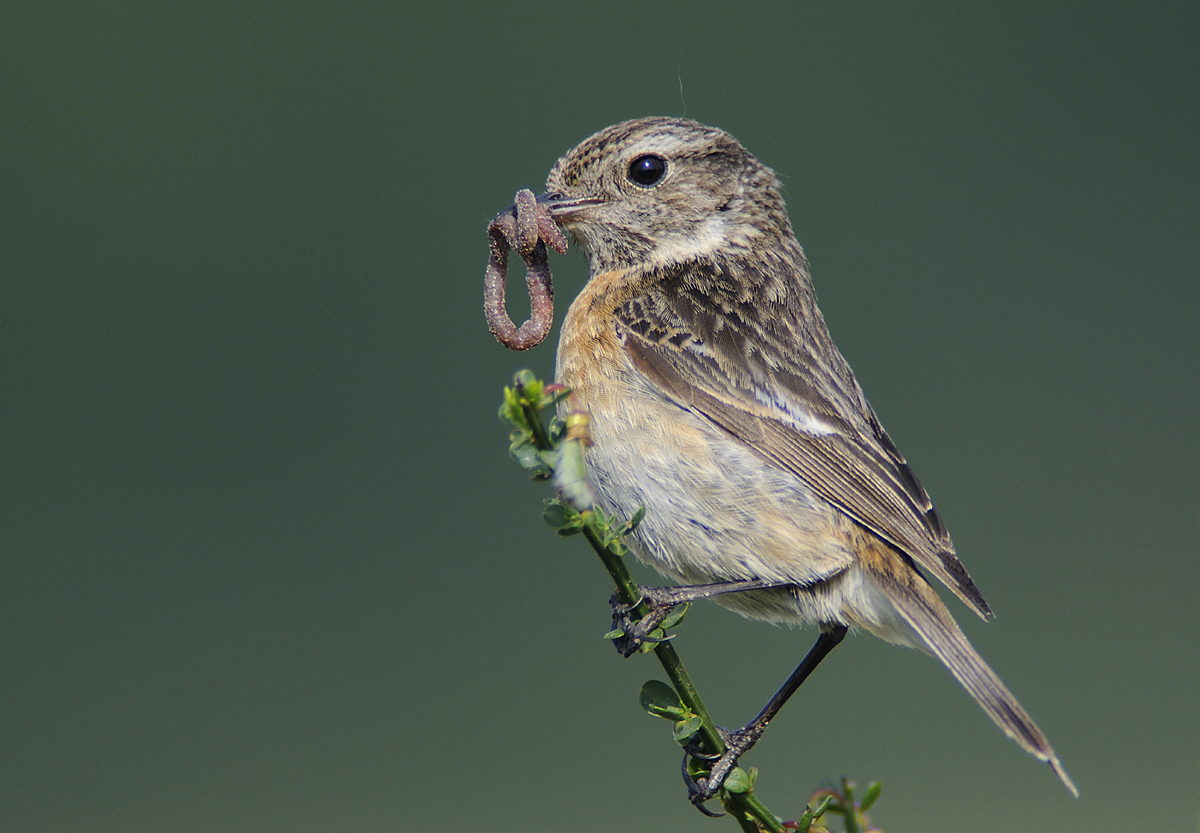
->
628, 154, 667, 187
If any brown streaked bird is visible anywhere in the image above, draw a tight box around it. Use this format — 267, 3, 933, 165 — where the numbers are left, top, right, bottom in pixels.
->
536, 117, 1076, 804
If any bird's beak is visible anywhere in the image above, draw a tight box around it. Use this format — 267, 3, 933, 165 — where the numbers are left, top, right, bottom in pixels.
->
536, 191, 606, 221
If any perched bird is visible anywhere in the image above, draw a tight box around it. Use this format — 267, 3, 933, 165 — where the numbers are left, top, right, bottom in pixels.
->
535, 117, 1075, 802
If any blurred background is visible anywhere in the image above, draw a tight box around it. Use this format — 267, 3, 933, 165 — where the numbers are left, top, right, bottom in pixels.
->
2, 2, 1197, 831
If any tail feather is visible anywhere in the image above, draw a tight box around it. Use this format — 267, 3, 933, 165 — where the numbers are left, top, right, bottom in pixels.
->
888, 574, 1078, 797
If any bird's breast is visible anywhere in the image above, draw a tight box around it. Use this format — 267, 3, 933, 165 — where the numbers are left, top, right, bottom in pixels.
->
554, 269, 856, 623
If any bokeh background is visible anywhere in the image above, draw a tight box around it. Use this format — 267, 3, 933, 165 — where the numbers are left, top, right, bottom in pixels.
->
3, 2, 1197, 831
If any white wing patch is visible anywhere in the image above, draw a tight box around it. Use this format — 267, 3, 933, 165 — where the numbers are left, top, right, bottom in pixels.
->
755, 387, 839, 435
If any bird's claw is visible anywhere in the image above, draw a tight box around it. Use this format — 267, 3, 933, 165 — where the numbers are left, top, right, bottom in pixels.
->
681, 725, 766, 810
681, 754, 726, 817
608, 588, 682, 657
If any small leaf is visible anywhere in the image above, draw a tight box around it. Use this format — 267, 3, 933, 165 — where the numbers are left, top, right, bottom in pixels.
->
509, 441, 544, 471
629, 505, 645, 529
859, 780, 882, 812
672, 714, 702, 742
602, 629, 624, 640
660, 602, 690, 630
544, 385, 572, 409
722, 767, 752, 794
639, 680, 684, 719
607, 539, 629, 556
794, 796, 833, 833
512, 368, 538, 390
498, 387, 525, 427
542, 500, 571, 528
586, 506, 610, 533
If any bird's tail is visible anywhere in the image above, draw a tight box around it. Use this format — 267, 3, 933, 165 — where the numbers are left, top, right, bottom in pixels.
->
885, 573, 1078, 796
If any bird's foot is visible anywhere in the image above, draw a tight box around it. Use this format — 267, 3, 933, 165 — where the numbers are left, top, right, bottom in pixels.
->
608, 585, 693, 657
609, 579, 786, 657
682, 723, 768, 812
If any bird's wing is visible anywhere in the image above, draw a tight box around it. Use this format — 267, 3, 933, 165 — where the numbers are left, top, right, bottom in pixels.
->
615, 257, 991, 619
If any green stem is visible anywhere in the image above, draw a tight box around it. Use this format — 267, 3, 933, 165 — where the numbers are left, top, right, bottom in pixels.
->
581, 518, 784, 833
519, 398, 553, 451
725, 793, 763, 833
841, 780, 861, 833
727, 792, 786, 833
580, 520, 723, 757
742, 794, 783, 833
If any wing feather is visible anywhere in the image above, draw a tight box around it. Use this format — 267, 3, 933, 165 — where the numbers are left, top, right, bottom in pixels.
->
617, 254, 991, 619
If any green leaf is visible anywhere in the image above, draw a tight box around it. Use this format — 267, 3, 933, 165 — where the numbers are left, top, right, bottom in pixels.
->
722, 767, 752, 794
660, 602, 690, 630
544, 500, 584, 534
639, 680, 685, 719
629, 505, 645, 529
859, 780, 882, 812
544, 386, 571, 409
602, 628, 624, 640
542, 500, 571, 528
498, 389, 523, 427
672, 714, 702, 742
512, 368, 538, 391
821, 796, 847, 818
509, 440, 541, 469
794, 796, 832, 833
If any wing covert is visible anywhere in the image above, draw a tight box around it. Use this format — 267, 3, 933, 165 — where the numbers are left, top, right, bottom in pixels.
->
616, 257, 991, 619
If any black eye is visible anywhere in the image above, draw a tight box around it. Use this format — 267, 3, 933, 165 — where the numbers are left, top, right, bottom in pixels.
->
628, 154, 667, 187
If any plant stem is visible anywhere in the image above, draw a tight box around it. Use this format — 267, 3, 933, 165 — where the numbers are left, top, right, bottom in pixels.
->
519, 398, 553, 451
581, 520, 723, 756
581, 517, 783, 833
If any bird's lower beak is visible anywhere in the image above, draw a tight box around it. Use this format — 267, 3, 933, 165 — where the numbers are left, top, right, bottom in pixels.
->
536, 191, 606, 220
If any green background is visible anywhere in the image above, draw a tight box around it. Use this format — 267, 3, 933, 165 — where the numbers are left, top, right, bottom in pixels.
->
3, 2, 1197, 831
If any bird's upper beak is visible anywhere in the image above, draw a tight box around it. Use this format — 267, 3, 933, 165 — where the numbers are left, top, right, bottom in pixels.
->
536, 191, 606, 221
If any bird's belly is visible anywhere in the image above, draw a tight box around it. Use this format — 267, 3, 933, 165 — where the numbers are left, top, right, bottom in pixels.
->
564, 381, 859, 625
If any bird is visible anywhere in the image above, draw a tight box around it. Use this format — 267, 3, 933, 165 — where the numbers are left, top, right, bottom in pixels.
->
531, 116, 1076, 803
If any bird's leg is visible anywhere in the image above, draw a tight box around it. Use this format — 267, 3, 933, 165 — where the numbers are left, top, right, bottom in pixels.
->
609, 578, 788, 658
684, 625, 848, 810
